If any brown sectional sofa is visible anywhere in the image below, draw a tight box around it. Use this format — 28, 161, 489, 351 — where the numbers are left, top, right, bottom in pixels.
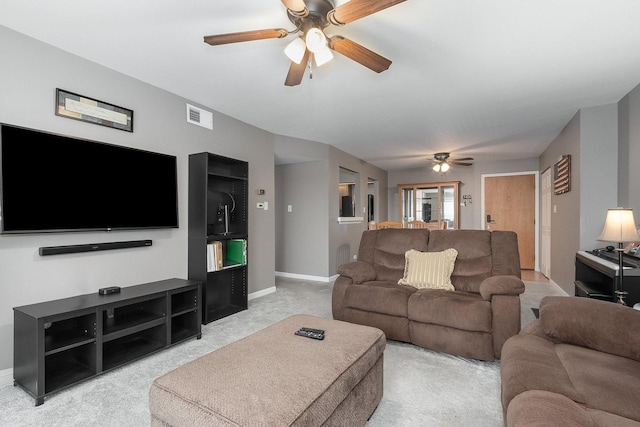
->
501, 296, 640, 426
332, 228, 525, 361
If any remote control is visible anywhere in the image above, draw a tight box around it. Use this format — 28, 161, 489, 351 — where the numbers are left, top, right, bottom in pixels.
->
295, 329, 324, 340
301, 327, 325, 335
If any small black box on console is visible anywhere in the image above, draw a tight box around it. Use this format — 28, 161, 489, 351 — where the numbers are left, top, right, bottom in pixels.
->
98, 286, 121, 296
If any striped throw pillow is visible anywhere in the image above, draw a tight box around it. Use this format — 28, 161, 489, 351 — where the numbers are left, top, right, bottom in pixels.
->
398, 248, 458, 290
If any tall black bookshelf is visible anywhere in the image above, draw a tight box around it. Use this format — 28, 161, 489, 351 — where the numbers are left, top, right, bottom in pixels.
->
188, 152, 248, 324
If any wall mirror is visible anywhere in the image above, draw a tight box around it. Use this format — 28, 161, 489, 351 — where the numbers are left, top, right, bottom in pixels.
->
339, 167, 359, 217
367, 178, 378, 222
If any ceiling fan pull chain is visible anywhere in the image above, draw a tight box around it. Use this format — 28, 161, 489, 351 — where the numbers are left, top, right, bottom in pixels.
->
308, 57, 313, 79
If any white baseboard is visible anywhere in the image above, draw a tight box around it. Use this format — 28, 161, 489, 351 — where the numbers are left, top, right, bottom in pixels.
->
0, 368, 12, 388
248, 286, 276, 300
548, 279, 569, 295
275, 271, 338, 283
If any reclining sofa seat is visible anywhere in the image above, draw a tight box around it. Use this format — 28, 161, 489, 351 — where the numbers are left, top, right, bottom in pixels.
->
332, 229, 525, 361
501, 296, 640, 426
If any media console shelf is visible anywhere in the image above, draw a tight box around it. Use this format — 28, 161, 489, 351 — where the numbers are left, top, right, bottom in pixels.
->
13, 278, 201, 406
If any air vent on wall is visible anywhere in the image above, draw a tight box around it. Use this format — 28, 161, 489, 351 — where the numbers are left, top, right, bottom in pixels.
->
186, 104, 213, 130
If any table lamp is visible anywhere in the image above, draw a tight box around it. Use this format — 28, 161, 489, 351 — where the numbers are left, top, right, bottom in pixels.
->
598, 207, 640, 305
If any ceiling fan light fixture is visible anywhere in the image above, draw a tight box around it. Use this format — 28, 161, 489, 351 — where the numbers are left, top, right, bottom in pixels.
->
432, 162, 450, 172
313, 45, 334, 66
284, 37, 306, 64
305, 27, 327, 53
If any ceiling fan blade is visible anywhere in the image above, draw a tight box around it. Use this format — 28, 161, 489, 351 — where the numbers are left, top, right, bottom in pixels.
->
449, 161, 473, 166
452, 157, 474, 161
281, 0, 308, 15
329, 36, 391, 73
329, 0, 406, 25
284, 50, 310, 86
204, 29, 288, 46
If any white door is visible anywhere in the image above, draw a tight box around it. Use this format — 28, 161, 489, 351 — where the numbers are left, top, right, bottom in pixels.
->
540, 168, 552, 278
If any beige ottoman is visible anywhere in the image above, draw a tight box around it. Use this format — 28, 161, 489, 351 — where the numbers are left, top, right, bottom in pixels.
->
149, 314, 386, 426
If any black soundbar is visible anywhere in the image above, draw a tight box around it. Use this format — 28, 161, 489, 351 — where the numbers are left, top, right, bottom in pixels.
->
39, 240, 152, 256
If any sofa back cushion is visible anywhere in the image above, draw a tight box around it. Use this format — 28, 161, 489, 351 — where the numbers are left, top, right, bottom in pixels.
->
540, 296, 640, 362
489, 230, 521, 277
428, 230, 493, 293
357, 229, 429, 282
355, 229, 521, 291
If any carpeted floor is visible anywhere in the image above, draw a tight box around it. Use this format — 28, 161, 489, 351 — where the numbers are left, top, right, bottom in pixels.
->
0, 277, 566, 427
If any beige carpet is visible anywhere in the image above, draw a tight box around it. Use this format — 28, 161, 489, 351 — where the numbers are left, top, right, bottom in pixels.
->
0, 277, 565, 427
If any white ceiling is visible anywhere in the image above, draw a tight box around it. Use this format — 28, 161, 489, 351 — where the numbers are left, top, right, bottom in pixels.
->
2, 0, 640, 171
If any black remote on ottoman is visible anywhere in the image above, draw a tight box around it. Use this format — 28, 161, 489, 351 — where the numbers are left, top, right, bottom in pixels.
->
295, 327, 325, 340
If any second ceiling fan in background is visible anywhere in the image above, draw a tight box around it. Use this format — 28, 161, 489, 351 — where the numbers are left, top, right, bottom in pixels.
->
203, 0, 406, 86
431, 152, 474, 172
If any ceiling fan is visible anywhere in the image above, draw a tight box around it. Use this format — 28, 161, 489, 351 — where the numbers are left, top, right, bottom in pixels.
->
203, 0, 406, 86
431, 152, 474, 172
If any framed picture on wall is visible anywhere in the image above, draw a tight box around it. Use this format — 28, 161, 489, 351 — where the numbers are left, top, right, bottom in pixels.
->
55, 88, 133, 132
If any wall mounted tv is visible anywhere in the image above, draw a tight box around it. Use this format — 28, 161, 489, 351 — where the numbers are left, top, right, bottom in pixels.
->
0, 123, 178, 234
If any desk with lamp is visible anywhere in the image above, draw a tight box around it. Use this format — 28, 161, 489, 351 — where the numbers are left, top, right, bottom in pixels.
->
575, 207, 640, 308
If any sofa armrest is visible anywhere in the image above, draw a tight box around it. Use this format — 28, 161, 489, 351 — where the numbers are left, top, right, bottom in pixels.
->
336, 261, 376, 284
479, 275, 525, 301
540, 296, 640, 362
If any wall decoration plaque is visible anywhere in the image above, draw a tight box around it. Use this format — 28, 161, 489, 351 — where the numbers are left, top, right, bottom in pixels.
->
55, 89, 133, 132
553, 154, 571, 195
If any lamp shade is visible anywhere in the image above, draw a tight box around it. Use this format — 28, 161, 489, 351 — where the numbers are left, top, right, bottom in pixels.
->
305, 28, 326, 53
598, 208, 640, 243
313, 45, 333, 66
284, 37, 306, 64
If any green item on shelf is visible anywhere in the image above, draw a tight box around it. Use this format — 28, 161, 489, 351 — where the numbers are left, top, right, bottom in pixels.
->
227, 239, 247, 265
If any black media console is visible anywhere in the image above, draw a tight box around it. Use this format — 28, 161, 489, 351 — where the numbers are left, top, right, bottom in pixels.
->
13, 278, 201, 405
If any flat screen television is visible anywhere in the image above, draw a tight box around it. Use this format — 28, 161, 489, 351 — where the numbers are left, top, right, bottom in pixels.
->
0, 123, 178, 234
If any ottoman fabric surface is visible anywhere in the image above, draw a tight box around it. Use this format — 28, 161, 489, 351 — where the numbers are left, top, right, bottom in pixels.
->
149, 314, 386, 427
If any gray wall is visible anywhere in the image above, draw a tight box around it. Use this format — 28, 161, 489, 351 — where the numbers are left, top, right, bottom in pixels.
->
619, 83, 640, 211
578, 104, 618, 249
540, 113, 581, 295
275, 160, 330, 277
539, 103, 620, 295
539, 112, 581, 294
274, 136, 388, 279
0, 26, 276, 370
328, 146, 388, 275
